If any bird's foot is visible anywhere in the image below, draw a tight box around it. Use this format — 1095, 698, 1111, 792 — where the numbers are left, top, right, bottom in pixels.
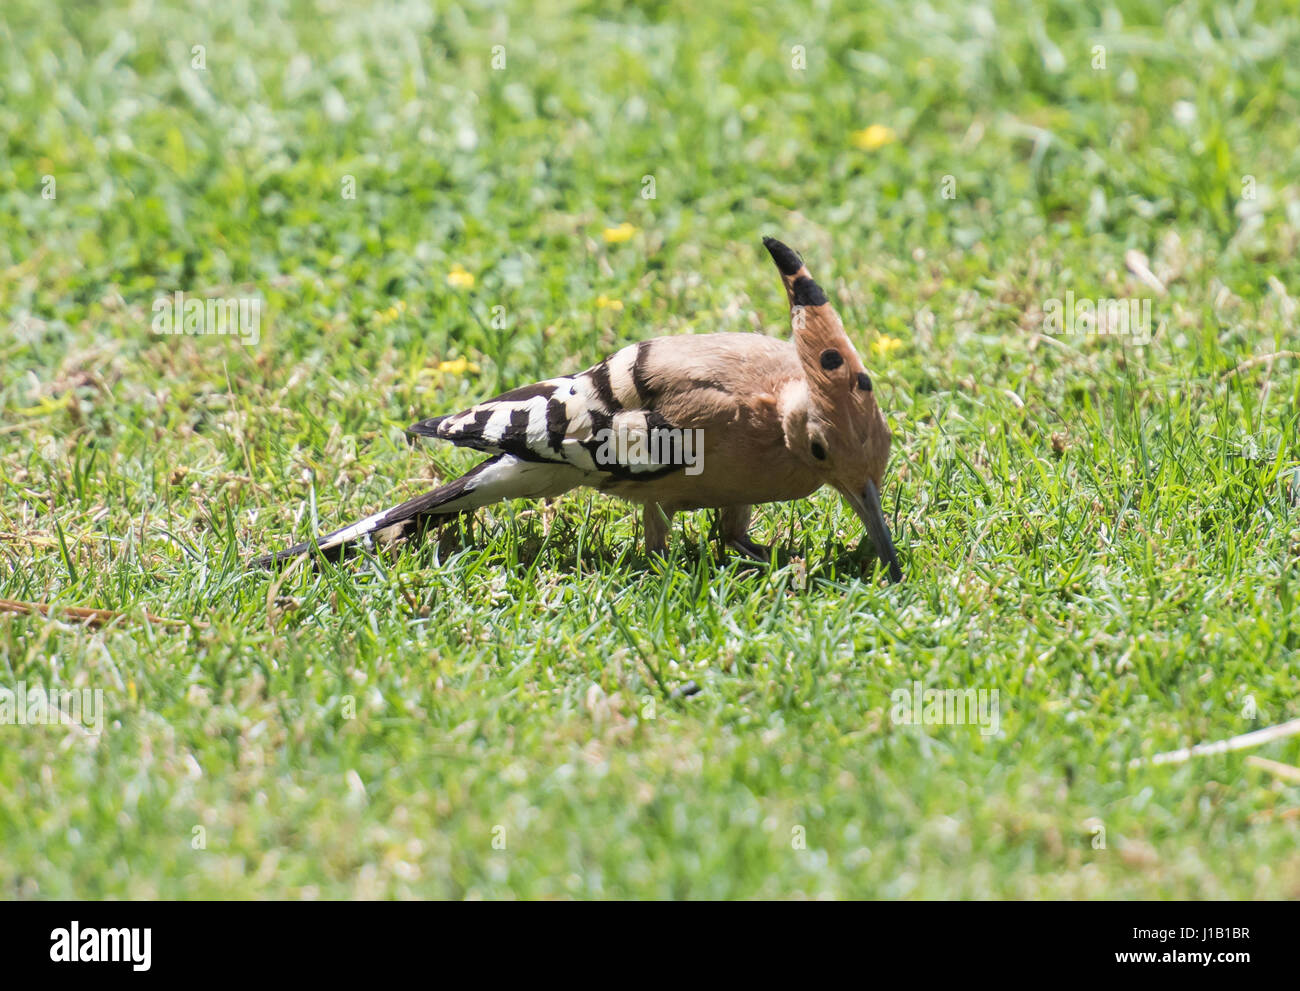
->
727, 535, 773, 563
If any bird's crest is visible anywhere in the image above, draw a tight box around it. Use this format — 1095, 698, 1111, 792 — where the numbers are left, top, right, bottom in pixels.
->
762, 236, 880, 447
762, 236, 901, 580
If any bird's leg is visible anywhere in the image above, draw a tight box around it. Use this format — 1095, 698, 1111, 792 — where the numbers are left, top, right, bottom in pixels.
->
718, 504, 771, 562
643, 502, 674, 557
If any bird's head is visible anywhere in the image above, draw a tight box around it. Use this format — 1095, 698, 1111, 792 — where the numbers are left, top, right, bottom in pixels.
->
763, 236, 902, 583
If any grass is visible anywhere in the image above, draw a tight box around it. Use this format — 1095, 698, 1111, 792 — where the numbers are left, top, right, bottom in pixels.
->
2, 0, 1299, 898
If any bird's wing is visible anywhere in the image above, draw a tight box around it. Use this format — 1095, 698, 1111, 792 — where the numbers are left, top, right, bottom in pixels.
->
408, 335, 795, 481
408, 342, 690, 480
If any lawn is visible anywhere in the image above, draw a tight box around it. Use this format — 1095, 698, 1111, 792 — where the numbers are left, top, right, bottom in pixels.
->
2, 0, 1299, 898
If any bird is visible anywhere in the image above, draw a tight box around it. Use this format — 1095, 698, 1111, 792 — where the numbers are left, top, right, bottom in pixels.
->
252, 237, 903, 582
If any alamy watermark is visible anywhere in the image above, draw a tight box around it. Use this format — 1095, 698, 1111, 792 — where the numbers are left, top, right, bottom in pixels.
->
890, 680, 1000, 736
1, 681, 105, 735
1043, 291, 1153, 345
592, 424, 704, 476
50, 921, 150, 971
151, 291, 262, 346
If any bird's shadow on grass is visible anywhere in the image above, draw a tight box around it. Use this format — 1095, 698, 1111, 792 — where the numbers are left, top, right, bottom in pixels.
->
254, 512, 896, 588
501, 522, 894, 586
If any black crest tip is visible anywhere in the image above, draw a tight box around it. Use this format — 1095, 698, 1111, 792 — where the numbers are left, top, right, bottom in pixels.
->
762, 236, 804, 276
790, 275, 828, 307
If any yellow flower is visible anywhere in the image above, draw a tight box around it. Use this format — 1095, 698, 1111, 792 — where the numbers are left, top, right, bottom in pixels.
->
437, 356, 481, 375
595, 295, 624, 310
372, 300, 407, 325
852, 124, 897, 151
602, 223, 638, 244
872, 334, 903, 357
447, 264, 475, 289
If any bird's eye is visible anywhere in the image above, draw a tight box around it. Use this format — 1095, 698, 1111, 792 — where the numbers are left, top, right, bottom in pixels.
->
810, 442, 827, 461
820, 349, 843, 370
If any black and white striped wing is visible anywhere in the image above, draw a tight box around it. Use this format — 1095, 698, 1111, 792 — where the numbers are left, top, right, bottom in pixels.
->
408, 347, 683, 480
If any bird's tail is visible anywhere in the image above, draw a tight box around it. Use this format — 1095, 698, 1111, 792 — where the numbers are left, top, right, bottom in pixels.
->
250, 454, 580, 567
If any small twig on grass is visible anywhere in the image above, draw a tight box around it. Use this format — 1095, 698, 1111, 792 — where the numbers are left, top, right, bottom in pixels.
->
1129, 717, 1300, 768
1124, 249, 1168, 295
0, 597, 201, 629
1218, 351, 1300, 381
1246, 755, 1300, 785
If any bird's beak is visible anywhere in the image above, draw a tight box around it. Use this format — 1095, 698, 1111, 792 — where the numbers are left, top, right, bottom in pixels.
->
844, 479, 903, 583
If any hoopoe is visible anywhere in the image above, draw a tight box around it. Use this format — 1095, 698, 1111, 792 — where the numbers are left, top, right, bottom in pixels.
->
253, 237, 902, 581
